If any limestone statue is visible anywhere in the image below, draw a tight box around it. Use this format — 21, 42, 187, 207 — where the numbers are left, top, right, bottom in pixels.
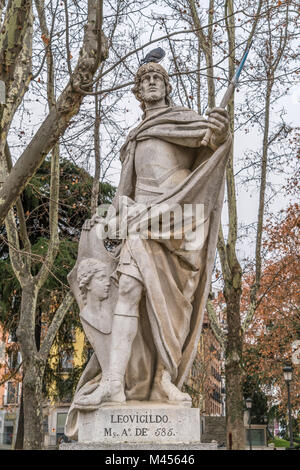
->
65, 50, 232, 440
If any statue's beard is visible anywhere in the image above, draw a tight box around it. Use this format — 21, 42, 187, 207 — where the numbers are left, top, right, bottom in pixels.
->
144, 96, 160, 103
141, 91, 166, 106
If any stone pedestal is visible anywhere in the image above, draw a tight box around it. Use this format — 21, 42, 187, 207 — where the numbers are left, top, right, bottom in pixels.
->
77, 401, 201, 446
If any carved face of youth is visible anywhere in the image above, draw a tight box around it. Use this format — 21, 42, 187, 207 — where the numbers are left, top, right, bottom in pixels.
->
139, 71, 166, 106
88, 269, 110, 301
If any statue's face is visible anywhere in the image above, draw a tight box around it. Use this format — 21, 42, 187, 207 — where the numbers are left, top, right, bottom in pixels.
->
88, 269, 110, 301
139, 71, 166, 104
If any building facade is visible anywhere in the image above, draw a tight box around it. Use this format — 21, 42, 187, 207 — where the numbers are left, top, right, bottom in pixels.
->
0, 327, 22, 448
186, 310, 224, 416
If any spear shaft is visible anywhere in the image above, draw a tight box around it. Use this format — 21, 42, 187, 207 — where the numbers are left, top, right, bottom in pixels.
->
201, 40, 253, 146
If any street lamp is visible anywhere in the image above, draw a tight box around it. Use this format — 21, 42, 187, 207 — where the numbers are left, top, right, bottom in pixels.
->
283, 365, 294, 449
245, 397, 253, 450
263, 415, 268, 447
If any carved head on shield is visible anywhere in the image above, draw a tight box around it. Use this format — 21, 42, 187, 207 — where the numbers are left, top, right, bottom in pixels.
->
77, 258, 110, 305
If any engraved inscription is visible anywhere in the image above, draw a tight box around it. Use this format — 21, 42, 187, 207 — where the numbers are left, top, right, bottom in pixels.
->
110, 413, 169, 424
105, 413, 176, 439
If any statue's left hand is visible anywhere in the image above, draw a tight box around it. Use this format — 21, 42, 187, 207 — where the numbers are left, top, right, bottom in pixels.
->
207, 107, 230, 145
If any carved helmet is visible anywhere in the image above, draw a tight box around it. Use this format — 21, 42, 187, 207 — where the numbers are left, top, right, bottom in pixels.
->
132, 47, 172, 106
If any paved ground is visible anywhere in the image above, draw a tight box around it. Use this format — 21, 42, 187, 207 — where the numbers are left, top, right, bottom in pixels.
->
60, 442, 218, 450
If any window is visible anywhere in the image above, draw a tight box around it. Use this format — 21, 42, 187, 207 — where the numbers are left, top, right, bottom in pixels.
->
60, 383, 72, 403
7, 330, 18, 343
56, 412, 71, 444
43, 415, 49, 434
5, 382, 19, 405
0, 341, 5, 364
59, 324, 76, 343
60, 352, 73, 372
7, 350, 20, 370
3, 425, 14, 445
211, 387, 222, 404
57, 412, 67, 432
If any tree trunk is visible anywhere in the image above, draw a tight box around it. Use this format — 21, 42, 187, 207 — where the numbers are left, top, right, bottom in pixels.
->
14, 373, 24, 450
22, 359, 45, 450
224, 268, 245, 450
16, 281, 45, 449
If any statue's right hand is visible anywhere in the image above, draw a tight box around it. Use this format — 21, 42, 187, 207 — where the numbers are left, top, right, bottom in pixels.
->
82, 214, 103, 230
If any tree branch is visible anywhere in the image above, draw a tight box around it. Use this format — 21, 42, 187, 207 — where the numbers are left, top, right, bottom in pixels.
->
206, 299, 226, 347
0, 0, 108, 226
39, 291, 74, 360
0, 361, 23, 387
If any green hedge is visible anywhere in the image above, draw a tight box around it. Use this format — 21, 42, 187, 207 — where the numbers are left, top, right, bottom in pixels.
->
269, 437, 299, 449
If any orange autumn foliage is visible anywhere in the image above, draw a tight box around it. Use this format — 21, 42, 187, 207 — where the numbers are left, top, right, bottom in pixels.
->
243, 203, 300, 412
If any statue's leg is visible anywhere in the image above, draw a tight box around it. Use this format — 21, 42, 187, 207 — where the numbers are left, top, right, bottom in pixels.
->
108, 273, 143, 402
150, 359, 192, 404
149, 360, 168, 401
160, 370, 192, 403
81, 319, 110, 375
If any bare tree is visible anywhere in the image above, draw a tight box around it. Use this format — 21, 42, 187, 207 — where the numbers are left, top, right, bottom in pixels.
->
160, 0, 298, 449
0, 0, 108, 449
0, 0, 108, 226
